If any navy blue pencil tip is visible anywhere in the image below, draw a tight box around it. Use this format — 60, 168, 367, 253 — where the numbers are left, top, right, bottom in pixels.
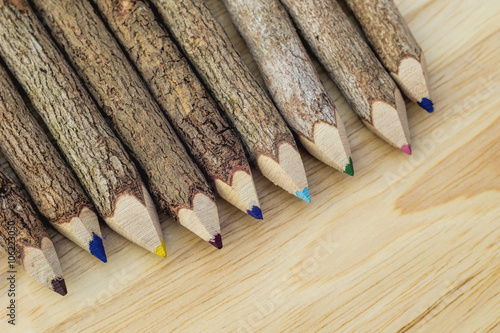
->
247, 205, 263, 220
417, 98, 434, 113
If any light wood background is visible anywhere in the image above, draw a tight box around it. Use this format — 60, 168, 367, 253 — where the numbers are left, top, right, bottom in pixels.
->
1, 0, 499, 331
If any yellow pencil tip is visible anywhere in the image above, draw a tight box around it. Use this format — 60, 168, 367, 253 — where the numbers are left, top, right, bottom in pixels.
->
154, 240, 167, 258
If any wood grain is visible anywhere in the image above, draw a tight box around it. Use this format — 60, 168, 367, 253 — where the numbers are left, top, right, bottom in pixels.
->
280, 0, 411, 152
30, 0, 221, 248
91, 0, 261, 219
223, 0, 352, 173
0, 0, 499, 331
150, 0, 310, 200
0, 63, 104, 260
0, 0, 163, 255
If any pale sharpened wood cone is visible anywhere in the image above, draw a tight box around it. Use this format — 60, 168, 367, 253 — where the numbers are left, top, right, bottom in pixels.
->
150, 0, 310, 202
92, 0, 262, 220
281, 0, 411, 153
0, 63, 106, 262
31, 0, 221, 249
223, 0, 352, 174
178, 193, 222, 248
0, 0, 164, 255
0, 167, 67, 296
344, 0, 433, 111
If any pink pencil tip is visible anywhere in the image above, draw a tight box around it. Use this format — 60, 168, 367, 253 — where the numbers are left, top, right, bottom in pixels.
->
401, 145, 412, 155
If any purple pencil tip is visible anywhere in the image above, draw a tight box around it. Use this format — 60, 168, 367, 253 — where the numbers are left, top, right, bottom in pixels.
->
209, 233, 223, 249
51, 278, 67, 296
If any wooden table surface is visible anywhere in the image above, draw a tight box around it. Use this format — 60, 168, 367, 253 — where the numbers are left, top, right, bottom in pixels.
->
1, 0, 499, 331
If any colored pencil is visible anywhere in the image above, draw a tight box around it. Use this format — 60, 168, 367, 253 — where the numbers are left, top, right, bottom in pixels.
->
223, 0, 353, 174
344, 0, 433, 112
92, 0, 262, 220
281, 0, 412, 154
0, 166, 67, 296
0, 63, 106, 262
150, 0, 311, 202
31, 0, 222, 248
0, 0, 166, 256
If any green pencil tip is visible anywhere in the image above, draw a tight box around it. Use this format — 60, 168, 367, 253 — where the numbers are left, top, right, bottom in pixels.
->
343, 157, 354, 176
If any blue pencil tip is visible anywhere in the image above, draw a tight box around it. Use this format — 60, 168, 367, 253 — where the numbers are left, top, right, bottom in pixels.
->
417, 98, 434, 113
247, 205, 263, 220
295, 187, 311, 203
89, 233, 107, 263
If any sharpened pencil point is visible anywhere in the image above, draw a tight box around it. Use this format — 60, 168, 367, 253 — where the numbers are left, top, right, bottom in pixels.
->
89, 233, 107, 263
51, 278, 67, 296
417, 98, 434, 113
154, 240, 167, 258
401, 145, 412, 155
247, 205, 263, 220
296, 187, 311, 203
209, 233, 223, 249
343, 157, 354, 176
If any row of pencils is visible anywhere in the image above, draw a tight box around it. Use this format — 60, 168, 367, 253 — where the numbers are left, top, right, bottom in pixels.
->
0, 0, 432, 296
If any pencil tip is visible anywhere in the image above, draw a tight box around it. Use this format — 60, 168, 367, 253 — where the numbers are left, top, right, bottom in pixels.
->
343, 157, 354, 176
209, 233, 223, 249
154, 240, 167, 258
89, 233, 107, 263
401, 144, 412, 155
257, 143, 308, 200
215, 171, 261, 219
51, 278, 67, 296
417, 98, 434, 113
247, 205, 263, 220
296, 187, 311, 203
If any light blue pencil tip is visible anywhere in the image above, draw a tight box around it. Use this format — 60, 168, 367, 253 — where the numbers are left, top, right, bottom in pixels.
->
295, 187, 311, 203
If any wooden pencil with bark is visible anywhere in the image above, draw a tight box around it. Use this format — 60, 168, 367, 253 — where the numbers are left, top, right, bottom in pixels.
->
344, 0, 433, 112
0, 63, 106, 262
0, 165, 67, 296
